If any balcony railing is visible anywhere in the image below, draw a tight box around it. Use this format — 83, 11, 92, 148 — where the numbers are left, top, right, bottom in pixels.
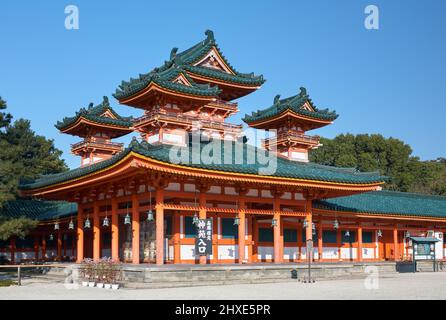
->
71, 139, 124, 150
133, 110, 243, 132
207, 99, 238, 110
262, 132, 320, 146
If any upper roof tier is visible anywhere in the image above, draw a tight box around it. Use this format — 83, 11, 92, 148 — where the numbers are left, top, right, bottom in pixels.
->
113, 30, 265, 105
55, 96, 133, 138
243, 87, 339, 130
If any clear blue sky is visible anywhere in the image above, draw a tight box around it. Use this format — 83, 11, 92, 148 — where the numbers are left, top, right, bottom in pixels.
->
1, 0, 445, 169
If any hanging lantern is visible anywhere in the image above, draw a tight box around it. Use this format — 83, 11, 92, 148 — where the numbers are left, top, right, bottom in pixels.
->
68, 219, 74, 230
333, 219, 339, 230
147, 209, 154, 222
303, 219, 308, 229
103, 216, 110, 227
49, 234, 54, 241
271, 218, 278, 227
54, 222, 60, 230
312, 223, 316, 235
192, 212, 199, 226
377, 229, 383, 238
124, 213, 131, 225
345, 230, 350, 237
405, 231, 411, 239
234, 215, 240, 226
84, 217, 91, 229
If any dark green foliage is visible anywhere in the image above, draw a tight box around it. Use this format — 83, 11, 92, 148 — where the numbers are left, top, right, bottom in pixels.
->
0, 217, 38, 241
310, 133, 446, 195
0, 96, 68, 240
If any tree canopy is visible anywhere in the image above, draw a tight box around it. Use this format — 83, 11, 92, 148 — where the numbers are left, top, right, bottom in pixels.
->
309, 133, 446, 195
0, 97, 68, 240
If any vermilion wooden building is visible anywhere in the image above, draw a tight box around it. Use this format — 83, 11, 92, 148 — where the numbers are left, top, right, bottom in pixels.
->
4, 30, 445, 265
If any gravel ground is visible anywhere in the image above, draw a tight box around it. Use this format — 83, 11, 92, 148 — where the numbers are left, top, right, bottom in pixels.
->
0, 272, 445, 300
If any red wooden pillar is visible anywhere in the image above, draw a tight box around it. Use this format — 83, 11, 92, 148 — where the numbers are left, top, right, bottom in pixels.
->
247, 215, 253, 263
93, 201, 101, 261
173, 212, 181, 264
273, 195, 282, 263
155, 188, 164, 265
337, 228, 342, 261
131, 194, 140, 264
358, 225, 363, 262
42, 236, 47, 261
252, 217, 258, 263
34, 235, 39, 261
305, 199, 313, 262
318, 219, 323, 261
393, 225, 399, 261
76, 204, 84, 262
238, 197, 246, 264
57, 229, 62, 261
111, 197, 119, 261
10, 237, 15, 264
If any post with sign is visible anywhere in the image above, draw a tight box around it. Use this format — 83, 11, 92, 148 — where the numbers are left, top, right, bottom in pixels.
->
410, 236, 439, 272
195, 218, 213, 259
305, 239, 314, 283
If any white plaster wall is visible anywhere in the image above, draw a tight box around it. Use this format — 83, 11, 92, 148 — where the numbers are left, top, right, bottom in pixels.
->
362, 247, 375, 259
218, 245, 238, 260
283, 247, 298, 260
257, 246, 273, 260
180, 244, 195, 260
322, 247, 339, 259
340, 247, 357, 260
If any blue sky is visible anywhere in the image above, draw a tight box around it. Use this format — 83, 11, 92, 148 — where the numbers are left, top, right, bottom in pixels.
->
1, 0, 445, 169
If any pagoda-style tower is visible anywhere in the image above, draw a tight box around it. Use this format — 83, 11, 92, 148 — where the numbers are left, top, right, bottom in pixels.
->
243, 87, 338, 162
56, 96, 133, 166
113, 30, 265, 145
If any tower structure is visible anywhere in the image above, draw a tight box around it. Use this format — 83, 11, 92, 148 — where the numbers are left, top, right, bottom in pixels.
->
113, 30, 265, 145
56, 96, 133, 166
243, 87, 338, 162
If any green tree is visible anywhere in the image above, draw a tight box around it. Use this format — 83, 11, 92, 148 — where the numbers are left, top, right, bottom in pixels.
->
0, 97, 12, 130
310, 133, 446, 195
0, 217, 39, 241
0, 97, 68, 240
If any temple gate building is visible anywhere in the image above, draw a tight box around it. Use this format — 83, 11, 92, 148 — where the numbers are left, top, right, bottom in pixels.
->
1, 30, 445, 265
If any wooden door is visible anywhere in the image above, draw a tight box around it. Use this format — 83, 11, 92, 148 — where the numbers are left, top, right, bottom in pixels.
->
378, 230, 394, 260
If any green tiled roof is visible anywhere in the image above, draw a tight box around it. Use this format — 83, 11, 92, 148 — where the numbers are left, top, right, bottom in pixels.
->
315, 190, 446, 219
113, 65, 221, 100
113, 30, 265, 100
243, 87, 338, 124
20, 137, 386, 191
55, 96, 133, 131
1, 199, 77, 221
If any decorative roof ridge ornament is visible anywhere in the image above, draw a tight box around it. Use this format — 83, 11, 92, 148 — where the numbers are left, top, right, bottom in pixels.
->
299, 87, 307, 97
273, 94, 281, 105
102, 96, 110, 107
205, 29, 215, 43
170, 47, 178, 61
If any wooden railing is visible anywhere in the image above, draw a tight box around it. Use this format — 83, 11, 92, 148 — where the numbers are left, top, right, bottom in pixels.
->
262, 132, 320, 145
71, 139, 124, 150
133, 110, 243, 132
0, 264, 67, 286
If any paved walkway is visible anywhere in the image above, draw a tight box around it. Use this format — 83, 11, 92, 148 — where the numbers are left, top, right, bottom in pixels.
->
0, 272, 445, 300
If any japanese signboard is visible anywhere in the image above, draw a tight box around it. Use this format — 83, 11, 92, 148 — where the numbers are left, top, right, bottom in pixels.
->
195, 218, 213, 256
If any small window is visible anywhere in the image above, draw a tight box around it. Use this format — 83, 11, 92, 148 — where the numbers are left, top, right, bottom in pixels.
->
362, 231, 373, 243
284, 229, 297, 243
342, 231, 357, 243
221, 218, 238, 239
184, 216, 196, 238
322, 230, 337, 244
258, 228, 273, 242
302, 231, 318, 242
